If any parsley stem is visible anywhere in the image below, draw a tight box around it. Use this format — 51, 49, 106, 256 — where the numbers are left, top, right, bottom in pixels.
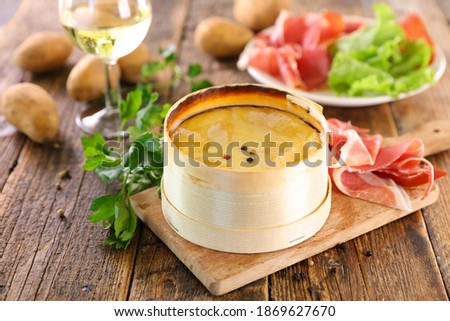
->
127, 171, 137, 202
120, 171, 130, 199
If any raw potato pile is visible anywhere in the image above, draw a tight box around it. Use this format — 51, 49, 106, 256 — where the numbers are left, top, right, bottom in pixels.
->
0, 83, 60, 143
4, 31, 154, 143
3, 31, 70, 143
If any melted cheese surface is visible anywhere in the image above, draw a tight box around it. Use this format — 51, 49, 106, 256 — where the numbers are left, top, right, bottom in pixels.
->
170, 106, 322, 170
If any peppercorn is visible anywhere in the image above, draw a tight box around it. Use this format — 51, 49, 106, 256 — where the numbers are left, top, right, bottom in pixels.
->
246, 157, 254, 163
240, 145, 248, 151
365, 250, 373, 257
338, 242, 347, 250
56, 209, 65, 217
293, 273, 302, 281
58, 169, 71, 180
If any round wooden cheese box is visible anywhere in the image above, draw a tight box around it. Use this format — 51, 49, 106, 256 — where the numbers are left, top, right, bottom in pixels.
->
162, 84, 331, 253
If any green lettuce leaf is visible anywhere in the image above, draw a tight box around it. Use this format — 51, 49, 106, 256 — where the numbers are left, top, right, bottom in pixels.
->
335, 3, 404, 53
394, 68, 434, 93
328, 3, 435, 97
390, 39, 433, 77
328, 53, 394, 96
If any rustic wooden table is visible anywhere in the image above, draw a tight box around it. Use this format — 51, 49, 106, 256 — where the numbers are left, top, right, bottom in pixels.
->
0, 0, 449, 301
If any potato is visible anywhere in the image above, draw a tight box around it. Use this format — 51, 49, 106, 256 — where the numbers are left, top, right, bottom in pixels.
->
14, 31, 73, 73
194, 17, 254, 58
66, 55, 121, 102
0, 83, 60, 143
233, 0, 293, 31
118, 44, 152, 83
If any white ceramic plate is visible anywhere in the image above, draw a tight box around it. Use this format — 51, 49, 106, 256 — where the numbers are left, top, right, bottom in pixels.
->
241, 16, 447, 107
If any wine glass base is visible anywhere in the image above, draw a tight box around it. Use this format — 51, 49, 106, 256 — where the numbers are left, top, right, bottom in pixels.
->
76, 103, 122, 139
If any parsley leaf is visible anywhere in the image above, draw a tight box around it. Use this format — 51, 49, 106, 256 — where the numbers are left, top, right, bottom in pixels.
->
119, 89, 143, 129
188, 64, 202, 77
191, 79, 214, 92
89, 194, 119, 222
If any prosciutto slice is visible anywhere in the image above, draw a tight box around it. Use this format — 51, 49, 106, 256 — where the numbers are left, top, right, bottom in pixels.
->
238, 10, 345, 91
328, 119, 446, 210
331, 167, 412, 211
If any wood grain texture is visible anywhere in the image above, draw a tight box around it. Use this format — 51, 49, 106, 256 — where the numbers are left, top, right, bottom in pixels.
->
127, 0, 269, 300
381, 0, 450, 296
0, 0, 57, 191
0, 0, 138, 301
0, 0, 449, 301
269, 0, 448, 301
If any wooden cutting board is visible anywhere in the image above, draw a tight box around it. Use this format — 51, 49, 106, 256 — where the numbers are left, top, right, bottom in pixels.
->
131, 120, 450, 296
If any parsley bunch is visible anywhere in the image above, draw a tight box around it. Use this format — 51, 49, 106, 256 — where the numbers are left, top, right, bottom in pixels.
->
81, 84, 168, 249
81, 47, 212, 249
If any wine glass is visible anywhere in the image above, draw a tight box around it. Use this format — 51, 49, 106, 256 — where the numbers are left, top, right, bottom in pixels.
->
58, 0, 152, 137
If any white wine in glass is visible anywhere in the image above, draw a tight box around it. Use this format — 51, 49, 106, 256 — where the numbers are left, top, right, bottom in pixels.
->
59, 0, 152, 137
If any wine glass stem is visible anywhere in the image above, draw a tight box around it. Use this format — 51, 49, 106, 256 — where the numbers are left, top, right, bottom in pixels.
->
104, 61, 120, 112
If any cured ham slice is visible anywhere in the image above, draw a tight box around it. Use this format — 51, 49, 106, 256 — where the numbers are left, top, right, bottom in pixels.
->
344, 21, 364, 34
330, 129, 382, 167
238, 10, 346, 91
247, 45, 281, 77
319, 12, 346, 44
354, 138, 423, 172
331, 167, 412, 211
270, 11, 344, 48
297, 47, 331, 89
327, 118, 446, 210
327, 117, 370, 135
401, 14, 434, 48
276, 45, 305, 88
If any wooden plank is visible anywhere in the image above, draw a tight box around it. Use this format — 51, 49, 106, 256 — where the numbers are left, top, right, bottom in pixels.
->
291, 0, 449, 301
381, 0, 450, 296
270, 0, 446, 300
0, 0, 139, 300
124, 0, 198, 301
0, 0, 46, 191
170, 0, 254, 101
272, 0, 386, 300
128, 0, 269, 300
